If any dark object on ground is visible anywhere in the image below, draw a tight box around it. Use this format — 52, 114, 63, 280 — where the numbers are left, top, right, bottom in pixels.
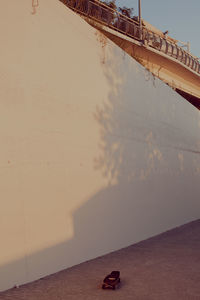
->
102, 271, 120, 290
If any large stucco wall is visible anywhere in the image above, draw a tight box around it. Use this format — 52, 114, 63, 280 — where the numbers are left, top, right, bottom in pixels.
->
0, 0, 200, 291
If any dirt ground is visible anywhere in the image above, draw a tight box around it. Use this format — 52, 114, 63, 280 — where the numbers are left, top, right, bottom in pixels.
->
0, 219, 200, 300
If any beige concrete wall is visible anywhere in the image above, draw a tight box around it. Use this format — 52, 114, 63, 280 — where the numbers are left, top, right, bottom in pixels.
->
0, 0, 200, 291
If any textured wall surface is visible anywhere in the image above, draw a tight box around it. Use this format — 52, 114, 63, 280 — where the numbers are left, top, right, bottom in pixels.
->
0, 0, 200, 291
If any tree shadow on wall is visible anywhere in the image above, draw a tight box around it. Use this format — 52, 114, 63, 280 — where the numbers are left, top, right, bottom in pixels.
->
64, 44, 200, 266
94, 44, 200, 186
70, 45, 200, 257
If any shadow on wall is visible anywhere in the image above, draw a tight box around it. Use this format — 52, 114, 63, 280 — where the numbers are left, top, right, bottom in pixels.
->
1, 43, 200, 292
73, 44, 200, 256
94, 44, 200, 186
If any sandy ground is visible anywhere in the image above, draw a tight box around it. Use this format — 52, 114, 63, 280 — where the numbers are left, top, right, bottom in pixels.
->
0, 219, 200, 300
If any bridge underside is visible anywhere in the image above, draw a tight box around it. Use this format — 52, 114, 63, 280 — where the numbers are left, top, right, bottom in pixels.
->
176, 89, 200, 110
88, 20, 200, 110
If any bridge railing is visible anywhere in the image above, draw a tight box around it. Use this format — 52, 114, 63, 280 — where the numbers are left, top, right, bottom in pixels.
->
142, 28, 200, 74
61, 0, 143, 38
61, 0, 200, 75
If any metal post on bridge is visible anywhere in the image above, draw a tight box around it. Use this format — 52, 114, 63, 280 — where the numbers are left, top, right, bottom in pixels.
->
138, 0, 142, 40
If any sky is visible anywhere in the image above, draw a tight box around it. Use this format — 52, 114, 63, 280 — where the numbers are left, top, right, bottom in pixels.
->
116, 0, 200, 57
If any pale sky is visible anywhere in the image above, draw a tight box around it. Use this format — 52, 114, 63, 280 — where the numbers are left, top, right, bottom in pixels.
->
116, 0, 200, 57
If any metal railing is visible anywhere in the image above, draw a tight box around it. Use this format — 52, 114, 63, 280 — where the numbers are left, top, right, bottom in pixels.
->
61, 0, 200, 76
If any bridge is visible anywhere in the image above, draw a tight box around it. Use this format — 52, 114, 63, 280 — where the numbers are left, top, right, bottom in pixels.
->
60, 0, 200, 109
